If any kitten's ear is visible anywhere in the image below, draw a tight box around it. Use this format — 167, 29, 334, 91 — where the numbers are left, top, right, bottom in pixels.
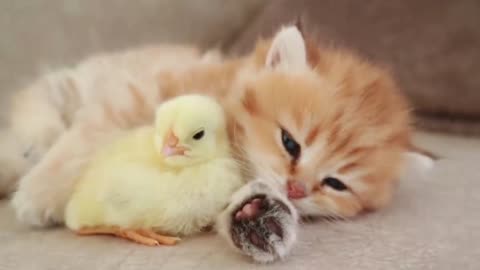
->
265, 25, 308, 70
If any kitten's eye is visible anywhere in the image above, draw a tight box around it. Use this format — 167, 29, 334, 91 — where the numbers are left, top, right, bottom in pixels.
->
322, 177, 348, 191
281, 128, 301, 160
192, 130, 205, 140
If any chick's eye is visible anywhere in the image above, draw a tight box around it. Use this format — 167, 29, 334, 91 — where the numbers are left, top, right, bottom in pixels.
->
322, 177, 348, 191
192, 130, 204, 140
281, 128, 301, 160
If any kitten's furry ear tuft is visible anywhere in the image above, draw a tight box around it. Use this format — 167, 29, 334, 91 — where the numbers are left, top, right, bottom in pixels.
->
265, 25, 308, 70
294, 15, 305, 36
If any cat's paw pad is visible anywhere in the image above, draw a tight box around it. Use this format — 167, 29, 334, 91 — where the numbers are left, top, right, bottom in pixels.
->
230, 194, 297, 263
234, 198, 263, 220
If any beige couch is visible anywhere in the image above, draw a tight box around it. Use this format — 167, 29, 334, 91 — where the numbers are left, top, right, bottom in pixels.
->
1, 1, 479, 269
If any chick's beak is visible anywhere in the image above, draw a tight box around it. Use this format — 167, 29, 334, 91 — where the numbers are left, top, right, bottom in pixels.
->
162, 130, 187, 157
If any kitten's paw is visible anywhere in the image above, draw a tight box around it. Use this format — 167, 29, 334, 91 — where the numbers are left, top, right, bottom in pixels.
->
218, 182, 298, 263
11, 184, 62, 227
230, 194, 297, 263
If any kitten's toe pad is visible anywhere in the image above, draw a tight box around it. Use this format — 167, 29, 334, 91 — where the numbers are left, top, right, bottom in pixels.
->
230, 194, 297, 263
235, 198, 262, 220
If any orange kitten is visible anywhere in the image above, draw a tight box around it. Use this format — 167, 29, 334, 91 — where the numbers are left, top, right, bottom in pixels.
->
246, 38, 413, 216
1, 25, 432, 262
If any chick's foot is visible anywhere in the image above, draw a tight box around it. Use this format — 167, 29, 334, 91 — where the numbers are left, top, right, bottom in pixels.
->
137, 229, 181, 245
75, 226, 180, 246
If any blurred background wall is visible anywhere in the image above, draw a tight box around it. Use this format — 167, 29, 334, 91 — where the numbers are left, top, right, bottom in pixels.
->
0, 0, 264, 98
1, 0, 479, 134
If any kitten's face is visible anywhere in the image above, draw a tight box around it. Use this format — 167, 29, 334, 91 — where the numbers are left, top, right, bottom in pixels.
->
231, 26, 413, 218
236, 71, 407, 217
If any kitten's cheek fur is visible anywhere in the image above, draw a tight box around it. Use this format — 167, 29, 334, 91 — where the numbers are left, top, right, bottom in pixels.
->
217, 180, 299, 263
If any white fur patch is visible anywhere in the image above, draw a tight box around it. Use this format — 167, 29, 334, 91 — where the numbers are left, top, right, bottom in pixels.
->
404, 151, 435, 171
401, 151, 435, 180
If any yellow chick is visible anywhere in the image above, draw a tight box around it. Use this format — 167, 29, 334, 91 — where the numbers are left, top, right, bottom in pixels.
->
65, 94, 244, 246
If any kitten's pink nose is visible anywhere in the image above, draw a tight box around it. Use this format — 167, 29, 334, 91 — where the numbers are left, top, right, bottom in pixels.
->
287, 180, 307, 199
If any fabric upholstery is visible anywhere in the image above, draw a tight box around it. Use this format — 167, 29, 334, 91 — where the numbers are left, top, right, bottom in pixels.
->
228, 0, 480, 135
0, 0, 265, 105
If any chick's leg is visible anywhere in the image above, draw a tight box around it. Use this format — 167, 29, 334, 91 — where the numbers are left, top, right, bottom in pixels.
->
76, 226, 158, 246
76, 226, 179, 246
137, 229, 181, 245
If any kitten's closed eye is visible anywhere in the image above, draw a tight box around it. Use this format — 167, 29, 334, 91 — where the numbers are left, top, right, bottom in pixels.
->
322, 177, 348, 191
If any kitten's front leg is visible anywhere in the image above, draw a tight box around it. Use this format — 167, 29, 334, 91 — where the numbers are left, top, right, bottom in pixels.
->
11, 122, 114, 227
217, 180, 299, 263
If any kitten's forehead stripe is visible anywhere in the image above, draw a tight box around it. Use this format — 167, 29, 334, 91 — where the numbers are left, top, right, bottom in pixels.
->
328, 129, 355, 156
305, 125, 320, 146
337, 163, 360, 175
326, 123, 341, 145
242, 88, 259, 116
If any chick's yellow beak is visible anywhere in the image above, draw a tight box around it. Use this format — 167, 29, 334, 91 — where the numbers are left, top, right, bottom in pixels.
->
162, 130, 188, 157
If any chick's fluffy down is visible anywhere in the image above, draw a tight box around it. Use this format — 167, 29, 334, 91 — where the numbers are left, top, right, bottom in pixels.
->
65, 127, 243, 236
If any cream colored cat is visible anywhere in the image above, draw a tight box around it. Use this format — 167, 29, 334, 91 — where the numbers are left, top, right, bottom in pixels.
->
0, 25, 432, 263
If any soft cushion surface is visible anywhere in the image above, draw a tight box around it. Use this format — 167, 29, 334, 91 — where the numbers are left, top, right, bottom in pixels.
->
1, 132, 479, 269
